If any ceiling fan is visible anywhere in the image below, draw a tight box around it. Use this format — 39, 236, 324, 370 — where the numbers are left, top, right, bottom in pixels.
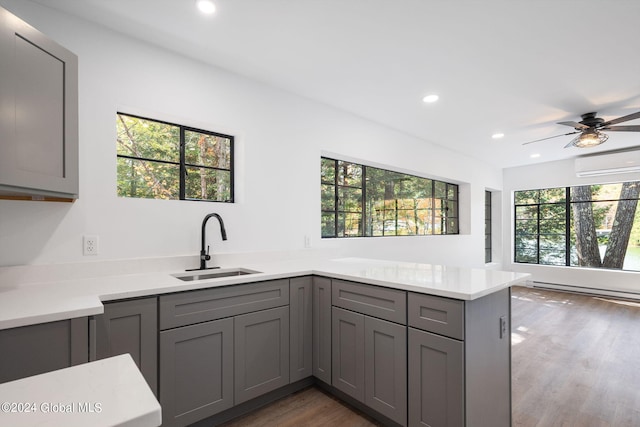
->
523, 111, 640, 148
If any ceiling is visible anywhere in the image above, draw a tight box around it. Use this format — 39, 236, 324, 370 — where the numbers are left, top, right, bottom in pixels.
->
30, 0, 640, 168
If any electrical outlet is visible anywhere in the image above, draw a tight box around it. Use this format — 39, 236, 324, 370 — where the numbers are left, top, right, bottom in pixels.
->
83, 235, 99, 256
499, 315, 507, 339
304, 235, 312, 248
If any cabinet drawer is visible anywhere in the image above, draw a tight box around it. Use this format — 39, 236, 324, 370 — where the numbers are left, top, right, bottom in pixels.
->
408, 292, 464, 340
160, 279, 289, 330
332, 280, 406, 324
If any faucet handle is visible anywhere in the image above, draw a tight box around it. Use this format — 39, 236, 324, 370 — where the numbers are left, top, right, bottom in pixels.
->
205, 245, 211, 261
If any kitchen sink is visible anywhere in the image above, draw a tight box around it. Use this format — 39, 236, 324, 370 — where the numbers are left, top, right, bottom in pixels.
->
173, 268, 261, 282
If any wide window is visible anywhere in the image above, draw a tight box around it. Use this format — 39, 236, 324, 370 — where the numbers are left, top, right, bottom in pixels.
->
514, 182, 640, 271
116, 113, 233, 202
321, 157, 459, 238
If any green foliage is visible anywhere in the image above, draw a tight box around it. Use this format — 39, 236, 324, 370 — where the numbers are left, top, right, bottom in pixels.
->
515, 183, 640, 270
321, 157, 459, 238
116, 114, 232, 202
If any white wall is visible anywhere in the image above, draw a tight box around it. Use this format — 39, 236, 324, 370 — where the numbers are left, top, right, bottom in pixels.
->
0, 0, 502, 270
503, 158, 640, 294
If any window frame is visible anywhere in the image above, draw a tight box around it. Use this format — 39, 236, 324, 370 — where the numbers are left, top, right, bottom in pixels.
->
485, 190, 492, 263
321, 156, 459, 238
514, 183, 640, 271
116, 112, 234, 202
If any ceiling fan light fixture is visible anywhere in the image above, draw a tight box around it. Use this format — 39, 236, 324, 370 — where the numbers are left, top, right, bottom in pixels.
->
573, 130, 608, 148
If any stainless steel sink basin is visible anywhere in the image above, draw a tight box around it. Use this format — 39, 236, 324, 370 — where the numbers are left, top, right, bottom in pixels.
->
173, 268, 261, 282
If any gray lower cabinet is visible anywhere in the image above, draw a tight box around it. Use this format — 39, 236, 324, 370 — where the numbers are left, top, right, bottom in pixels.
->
159, 280, 292, 426
332, 307, 365, 401
290, 277, 312, 382
407, 288, 511, 427
0, 318, 87, 383
160, 317, 234, 427
235, 306, 290, 404
92, 297, 158, 395
312, 276, 331, 384
408, 328, 464, 427
0, 6, 78, 199
365, 316, 407, 424
332, 306, 407, 426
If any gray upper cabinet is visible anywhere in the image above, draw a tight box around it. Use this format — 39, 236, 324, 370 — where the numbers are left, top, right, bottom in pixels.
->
290, 276, 312, 382
0, 317, 87, 384
92, 297, 158, 396
312, 276, 332, 384
0, 6, 78, 199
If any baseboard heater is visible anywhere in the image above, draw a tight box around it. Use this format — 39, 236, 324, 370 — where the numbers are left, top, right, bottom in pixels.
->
527, 280, 640, 301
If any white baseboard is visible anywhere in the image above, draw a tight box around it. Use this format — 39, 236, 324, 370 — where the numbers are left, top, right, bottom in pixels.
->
525, 280, 640, 301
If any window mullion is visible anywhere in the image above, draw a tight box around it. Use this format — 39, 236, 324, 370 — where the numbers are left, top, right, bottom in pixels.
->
362, 166, 367, 236
565, 187, 571, 266
179, 127, 186, 200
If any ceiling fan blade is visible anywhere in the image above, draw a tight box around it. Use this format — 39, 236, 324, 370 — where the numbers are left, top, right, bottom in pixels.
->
601, 125, 640, 132
601, 111, 640, 127
557, 121, 589, 130
522, 131, 580, 145
564, 135, 581, 148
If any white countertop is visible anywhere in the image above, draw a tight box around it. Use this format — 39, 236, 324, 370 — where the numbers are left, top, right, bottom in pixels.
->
0, 257, 530, 330
0, 354, 161, 427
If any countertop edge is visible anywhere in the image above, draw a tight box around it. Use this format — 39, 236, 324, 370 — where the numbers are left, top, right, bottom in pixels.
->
0, 259, 531, 330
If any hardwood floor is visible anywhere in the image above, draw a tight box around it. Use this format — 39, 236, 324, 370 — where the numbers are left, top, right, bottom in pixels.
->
511, 286, 640, 427
217, 386, 382, 427
214, 286, 640, 426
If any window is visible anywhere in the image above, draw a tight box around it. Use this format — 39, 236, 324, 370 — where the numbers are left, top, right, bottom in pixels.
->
514, 182, 640, 271
485, 191, 492, 263
116, 113, 233, 202
321, 157, 459, 238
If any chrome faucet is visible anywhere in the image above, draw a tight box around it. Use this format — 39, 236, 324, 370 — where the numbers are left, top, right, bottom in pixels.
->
198, 213, 227, 270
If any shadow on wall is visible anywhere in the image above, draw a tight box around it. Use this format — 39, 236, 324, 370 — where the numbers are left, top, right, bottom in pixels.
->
0, 200, 75, 266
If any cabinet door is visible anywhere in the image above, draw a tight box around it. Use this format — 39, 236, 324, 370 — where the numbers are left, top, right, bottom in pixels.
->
0, 318, 87, 384
160, 318, 234, 427
365, 316, 407, 426
234, 306, 290, 404
290, 277, 312, 382
312, 276, 332, 384
0, 6, 78, 198
93, 297, 158, 395
332, 307, 365, 402
408, 328, 464, 427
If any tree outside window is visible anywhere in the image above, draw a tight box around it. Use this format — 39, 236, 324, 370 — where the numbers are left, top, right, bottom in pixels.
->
514, 182, 640, 271
321, 157, 459, 238
116, 113, 233, 202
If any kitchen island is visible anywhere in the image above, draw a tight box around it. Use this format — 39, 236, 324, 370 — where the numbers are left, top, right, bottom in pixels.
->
0, 257, 529, 427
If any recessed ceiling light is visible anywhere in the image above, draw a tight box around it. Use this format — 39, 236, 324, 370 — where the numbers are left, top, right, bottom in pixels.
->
196, 0, 216, 14
491, 133, 504, 139
422, 94, 439, 103
530, 153, 541, 158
